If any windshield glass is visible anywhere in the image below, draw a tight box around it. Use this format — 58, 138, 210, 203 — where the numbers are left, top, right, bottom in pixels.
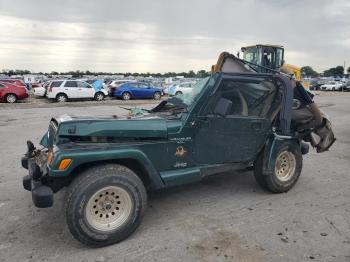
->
173, 76, 211, 106
243, 48, 260, 64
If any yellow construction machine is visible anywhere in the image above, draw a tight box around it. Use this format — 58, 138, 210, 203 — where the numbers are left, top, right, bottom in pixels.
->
240, 44, 302, 81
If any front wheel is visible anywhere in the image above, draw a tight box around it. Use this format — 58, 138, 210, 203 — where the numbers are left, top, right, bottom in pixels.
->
122, 92, 131, 100
65, 164, 147, 246
94, 92, 105, 101
56, 93, 68, 102
254, 143, 302, 193
5, 93, 17, 103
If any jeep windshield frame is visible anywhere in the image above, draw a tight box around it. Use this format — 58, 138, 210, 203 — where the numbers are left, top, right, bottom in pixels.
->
167, 74, 219, 110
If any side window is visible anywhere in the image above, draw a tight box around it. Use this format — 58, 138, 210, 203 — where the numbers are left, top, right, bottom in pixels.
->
64, 81, 77, 88
138, 83, 148, 88
204, 78, 277, 118
51, 81, 63, 88
77, 81, 90, 88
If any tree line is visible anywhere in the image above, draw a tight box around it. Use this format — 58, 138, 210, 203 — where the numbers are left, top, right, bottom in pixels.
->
3, 66, 349, 78
301, 66, 350, 77
1, 69, 211, 78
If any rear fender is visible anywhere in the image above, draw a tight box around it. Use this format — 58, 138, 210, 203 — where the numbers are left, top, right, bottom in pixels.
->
261, 135, 300, 176
49, 148, 165, 189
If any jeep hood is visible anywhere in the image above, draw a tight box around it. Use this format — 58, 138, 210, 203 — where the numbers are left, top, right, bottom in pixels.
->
57, 114, 168, 137
41, 114, 177, 148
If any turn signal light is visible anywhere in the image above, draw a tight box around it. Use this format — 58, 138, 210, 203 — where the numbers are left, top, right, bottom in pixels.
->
58, 159, 72, 170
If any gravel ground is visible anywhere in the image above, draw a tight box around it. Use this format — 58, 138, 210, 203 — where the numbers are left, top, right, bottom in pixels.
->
0, 95, 349, 262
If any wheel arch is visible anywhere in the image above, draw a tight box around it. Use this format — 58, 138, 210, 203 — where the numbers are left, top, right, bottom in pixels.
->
50, 149, 165, 190
260, 135, 301, 176
5, 93, 18, 101
56, 92, 68, 99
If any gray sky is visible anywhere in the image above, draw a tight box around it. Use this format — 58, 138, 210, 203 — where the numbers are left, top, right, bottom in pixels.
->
0, 0, 349, 73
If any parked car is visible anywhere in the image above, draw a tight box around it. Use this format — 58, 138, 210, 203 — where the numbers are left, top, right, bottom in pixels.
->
342, 82, 350, 91
167, 82, 196, 96
0, 78, 27, 88
110, 82, 162, 100
0, 82, 28, 103
33, 86, 46, 97
107, 80, 135, 94
86, 79, 105, 91
46, 80, 108, 102
21, 53, 336, 247
309, 83, 322, 91
320, 81, 344, 91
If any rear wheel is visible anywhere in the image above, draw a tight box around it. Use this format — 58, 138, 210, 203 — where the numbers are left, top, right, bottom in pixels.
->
5, 93, 17, 103
254, 143, 302, 193
94, 92, 105, 101
153, 91, 161, 100
56, 93, 68, 102
65, 164, 147, 246
122, 92, 131, 100
175, 91, 183, 96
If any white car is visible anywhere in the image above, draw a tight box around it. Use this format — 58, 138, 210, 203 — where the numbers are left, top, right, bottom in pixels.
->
167, 82, 196, 96
33, 86, 46, 97
46, 80, 108, 102
321, 81, 344, 91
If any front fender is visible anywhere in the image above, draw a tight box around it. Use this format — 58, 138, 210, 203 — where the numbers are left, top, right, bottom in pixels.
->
48, 147, 165, 189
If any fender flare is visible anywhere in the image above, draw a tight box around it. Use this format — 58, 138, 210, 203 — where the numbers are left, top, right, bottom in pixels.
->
49, 148, 165, 189
261, 135, 301, 176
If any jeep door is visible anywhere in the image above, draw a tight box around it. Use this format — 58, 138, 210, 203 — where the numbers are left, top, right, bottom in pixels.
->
194, 75, 278, 165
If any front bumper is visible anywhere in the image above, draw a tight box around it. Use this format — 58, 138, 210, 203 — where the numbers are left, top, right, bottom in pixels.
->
21, 144, 53, 208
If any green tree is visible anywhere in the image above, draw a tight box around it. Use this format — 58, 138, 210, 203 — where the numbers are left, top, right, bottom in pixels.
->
301, 66, 318, 77
324, 66, 344, 77
188, 70, 196, 78
196, 70, 210, 78
347, 67, 350, 74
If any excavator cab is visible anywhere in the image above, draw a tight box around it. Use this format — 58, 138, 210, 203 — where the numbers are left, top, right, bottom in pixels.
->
241, 44, 284, 73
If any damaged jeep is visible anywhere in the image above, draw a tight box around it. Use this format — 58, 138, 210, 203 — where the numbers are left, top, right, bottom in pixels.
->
21, 53, 335, 246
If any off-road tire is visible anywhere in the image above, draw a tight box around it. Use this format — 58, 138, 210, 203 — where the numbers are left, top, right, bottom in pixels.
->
5, 93, 17, 103
56, 93, 68, 102
175, 91, 183, 96
254, 143, 302, 193
153, 91, 161, 100
122, 92, 131, 100
94, 92, 105, 101
65, 164, 147, 247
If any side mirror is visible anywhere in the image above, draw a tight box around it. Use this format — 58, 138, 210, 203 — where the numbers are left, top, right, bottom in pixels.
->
213, 98, 232, 117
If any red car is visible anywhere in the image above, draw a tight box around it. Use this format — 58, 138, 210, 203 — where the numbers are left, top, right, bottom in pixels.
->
0, 79, 27, 87
0, 82, 28, 103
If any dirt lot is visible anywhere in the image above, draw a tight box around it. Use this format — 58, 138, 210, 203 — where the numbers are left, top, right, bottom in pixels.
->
0, 94, 349, 262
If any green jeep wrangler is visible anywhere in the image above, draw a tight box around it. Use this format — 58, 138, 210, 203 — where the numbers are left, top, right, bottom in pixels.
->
21, 54, 335, 246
